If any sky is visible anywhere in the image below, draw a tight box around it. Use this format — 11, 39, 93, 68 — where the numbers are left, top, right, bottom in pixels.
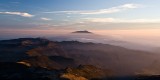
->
1, 0, 160, 44
1, 0, 160, 30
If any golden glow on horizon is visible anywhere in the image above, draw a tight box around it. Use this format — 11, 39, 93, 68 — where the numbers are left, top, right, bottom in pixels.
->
1, 29, 160, 46
92, 29, 160, 46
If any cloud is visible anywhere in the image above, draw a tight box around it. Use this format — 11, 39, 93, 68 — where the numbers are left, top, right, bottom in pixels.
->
83, 18, 160, 23
44, 3, 142, 14
84, 18, 115, 22
10, 2, 20, 4
0, 12, 34, 17
41, 17, 52, 21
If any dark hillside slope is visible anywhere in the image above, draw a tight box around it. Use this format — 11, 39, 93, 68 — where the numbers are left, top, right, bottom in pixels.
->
56, 41, 160, 75
0, 38, 75, 69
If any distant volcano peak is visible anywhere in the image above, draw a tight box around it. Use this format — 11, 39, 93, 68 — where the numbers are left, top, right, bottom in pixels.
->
72, 30, 93, 34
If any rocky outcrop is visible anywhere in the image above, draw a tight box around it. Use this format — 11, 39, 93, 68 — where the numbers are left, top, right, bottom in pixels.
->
60, 65, 112, 80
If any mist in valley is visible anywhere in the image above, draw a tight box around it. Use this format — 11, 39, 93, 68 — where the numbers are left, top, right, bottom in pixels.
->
1, 29, 159, 52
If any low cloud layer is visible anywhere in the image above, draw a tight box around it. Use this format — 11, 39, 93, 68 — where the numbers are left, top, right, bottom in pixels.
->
44, 3, 142, 14
0, 12, 34, 17
41, 17, 52, 21
83, 18, 160, 23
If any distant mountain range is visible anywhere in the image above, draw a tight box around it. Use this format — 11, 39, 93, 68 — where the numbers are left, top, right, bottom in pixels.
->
72, 30, 93, 34
1, 38, 160, 80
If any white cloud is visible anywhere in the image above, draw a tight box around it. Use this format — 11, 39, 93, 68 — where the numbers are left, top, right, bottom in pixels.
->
84, 18, 115, 22
44, 3, 142, 15
41, 17, 52, 21
83, 18, 160, 23
67, 16, 71, 18
0, 12, 34, 17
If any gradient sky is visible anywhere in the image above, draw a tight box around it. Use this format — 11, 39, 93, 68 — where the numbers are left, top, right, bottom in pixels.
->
1, 0, 160, 31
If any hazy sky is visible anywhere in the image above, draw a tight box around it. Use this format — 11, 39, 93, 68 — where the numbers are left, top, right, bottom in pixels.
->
1, 0, 160, 46
0, 0, 160, 31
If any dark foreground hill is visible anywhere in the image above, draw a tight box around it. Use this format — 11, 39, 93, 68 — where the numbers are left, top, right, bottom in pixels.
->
1, 38, 160, 80
1, 62, 160, 80
0, 62, 112, 80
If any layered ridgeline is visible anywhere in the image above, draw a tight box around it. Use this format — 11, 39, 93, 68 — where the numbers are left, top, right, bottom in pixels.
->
1, 38, 160, 80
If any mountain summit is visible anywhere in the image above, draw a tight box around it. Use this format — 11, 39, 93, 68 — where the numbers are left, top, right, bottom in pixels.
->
72, 30, 93, 34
